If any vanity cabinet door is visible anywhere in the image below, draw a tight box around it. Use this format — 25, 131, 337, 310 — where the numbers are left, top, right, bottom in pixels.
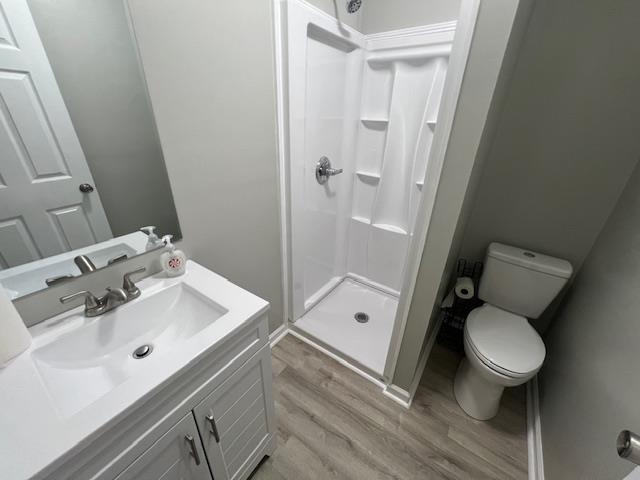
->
115, 412, 212, 480
194, 345, 276, 480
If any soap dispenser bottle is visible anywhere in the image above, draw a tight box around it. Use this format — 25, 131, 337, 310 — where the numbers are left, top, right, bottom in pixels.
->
140, 226, 162, 251
160, 235, 187, 277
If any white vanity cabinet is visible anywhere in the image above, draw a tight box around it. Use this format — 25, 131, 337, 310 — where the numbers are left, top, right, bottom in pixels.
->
194, 345, 275, 480
1, 262, 276, 480
37, 311, 276, 480
112, 345, 275, 480
115, 414, 209, 480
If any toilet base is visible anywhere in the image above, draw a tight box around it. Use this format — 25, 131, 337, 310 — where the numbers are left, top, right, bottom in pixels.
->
454, 358, 504, 420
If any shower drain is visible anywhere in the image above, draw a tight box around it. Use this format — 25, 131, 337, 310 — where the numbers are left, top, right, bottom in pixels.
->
133, 344, 153, 359
354, 312, 369, 323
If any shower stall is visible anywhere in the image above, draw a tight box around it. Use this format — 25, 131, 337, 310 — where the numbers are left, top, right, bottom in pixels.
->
276, 0, 457, 380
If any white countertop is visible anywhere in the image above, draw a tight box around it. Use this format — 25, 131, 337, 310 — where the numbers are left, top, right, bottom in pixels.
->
0, 261, 269, 480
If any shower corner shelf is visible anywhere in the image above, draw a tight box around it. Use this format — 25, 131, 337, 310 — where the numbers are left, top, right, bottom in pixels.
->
372, 223, 408, 235
427, 120, 437, 130
356, 170, 381, 181
360, 118, 389, 127
351, 216, 408, 235
352, 215, 371, 225
416, 180, 425, 189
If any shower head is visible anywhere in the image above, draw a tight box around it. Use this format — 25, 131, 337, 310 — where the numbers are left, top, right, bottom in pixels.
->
346, 0, 362, 14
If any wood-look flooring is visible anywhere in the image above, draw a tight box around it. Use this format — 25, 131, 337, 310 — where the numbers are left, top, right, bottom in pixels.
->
251, 335, 528, 480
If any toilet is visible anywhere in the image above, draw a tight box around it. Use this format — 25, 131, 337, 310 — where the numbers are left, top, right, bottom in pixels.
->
454, 242, 572, 420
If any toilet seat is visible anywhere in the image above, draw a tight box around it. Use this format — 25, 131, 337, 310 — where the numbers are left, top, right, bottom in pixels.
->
465, 304, 545, 378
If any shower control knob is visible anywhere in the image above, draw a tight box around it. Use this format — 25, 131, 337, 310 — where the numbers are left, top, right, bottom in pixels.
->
316, 157, 343, 185
346, 0, 362, 14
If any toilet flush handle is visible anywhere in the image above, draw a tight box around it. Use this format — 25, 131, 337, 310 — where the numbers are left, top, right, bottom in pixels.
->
618, 430, 640, 466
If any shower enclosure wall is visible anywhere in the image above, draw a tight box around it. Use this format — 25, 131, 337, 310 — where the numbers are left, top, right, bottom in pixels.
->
280, 0, 455, 378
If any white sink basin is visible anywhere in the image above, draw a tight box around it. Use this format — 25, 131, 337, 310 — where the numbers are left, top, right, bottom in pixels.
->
32, 282, 227, 417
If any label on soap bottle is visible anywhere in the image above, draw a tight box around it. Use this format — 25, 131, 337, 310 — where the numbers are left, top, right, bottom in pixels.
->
168, 256, 183, 270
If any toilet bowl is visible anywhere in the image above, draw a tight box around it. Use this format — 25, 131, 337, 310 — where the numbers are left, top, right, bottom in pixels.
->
451, 242, 572, 420
454, 304, 545, 420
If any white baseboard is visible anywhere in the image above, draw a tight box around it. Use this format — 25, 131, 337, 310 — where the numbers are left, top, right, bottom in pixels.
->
527, 375, 545, 480
383, 384, 412, 408
269, 323, 289, 347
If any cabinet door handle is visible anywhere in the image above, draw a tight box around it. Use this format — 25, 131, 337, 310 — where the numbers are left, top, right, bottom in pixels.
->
185, 434, 201, 465
205, 414, 220, 443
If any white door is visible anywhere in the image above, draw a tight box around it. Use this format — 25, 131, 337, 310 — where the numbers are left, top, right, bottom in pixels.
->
0, 0, 111, 269
115, 413, 212, 480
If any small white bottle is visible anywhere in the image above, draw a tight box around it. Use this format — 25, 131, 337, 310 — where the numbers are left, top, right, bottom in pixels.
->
140, 226, 162, 251
160, 235, 187, 277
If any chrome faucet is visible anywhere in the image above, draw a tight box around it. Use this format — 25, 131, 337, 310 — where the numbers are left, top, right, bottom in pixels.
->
45, 274, 74, 286
103, 287, 129, 310
74, 255, 97, 274
60, 267, 146, 317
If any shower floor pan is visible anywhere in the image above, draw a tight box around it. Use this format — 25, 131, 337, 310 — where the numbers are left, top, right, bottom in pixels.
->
295, 278, 398, 375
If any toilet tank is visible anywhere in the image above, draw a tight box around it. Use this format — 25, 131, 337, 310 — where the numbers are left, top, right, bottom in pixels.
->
478, 243, 573, 319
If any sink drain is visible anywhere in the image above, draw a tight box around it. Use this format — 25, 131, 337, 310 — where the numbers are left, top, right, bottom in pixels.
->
133, 344, 153, 359
354, 312, 369, 323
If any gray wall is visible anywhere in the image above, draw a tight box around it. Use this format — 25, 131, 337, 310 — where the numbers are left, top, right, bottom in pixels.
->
393, 0, 530, 390
361, 0, 461, 34
306, 0, 362, 30
456, 0, 640, 289
306, 0, 462, 34
28, 0, 179, 238
127, 0, 284, 333
539, 161, 640, 480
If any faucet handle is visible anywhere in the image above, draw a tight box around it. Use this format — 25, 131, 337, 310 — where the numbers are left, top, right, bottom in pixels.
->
107, 253, 128, 265
123, 267, 146, 297
60, 290, 100, 309
46, 274, 74, 286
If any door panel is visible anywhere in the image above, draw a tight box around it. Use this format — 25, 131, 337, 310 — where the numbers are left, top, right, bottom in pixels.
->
0, 71, 69, 179
0, 0, 111, 268
0, 216, 39, 267
115, 413, 211, 480
194, 346, 275, 480
48, 205, 99, 250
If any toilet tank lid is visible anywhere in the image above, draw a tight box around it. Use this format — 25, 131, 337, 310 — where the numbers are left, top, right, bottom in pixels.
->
487, 243, 573, 279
